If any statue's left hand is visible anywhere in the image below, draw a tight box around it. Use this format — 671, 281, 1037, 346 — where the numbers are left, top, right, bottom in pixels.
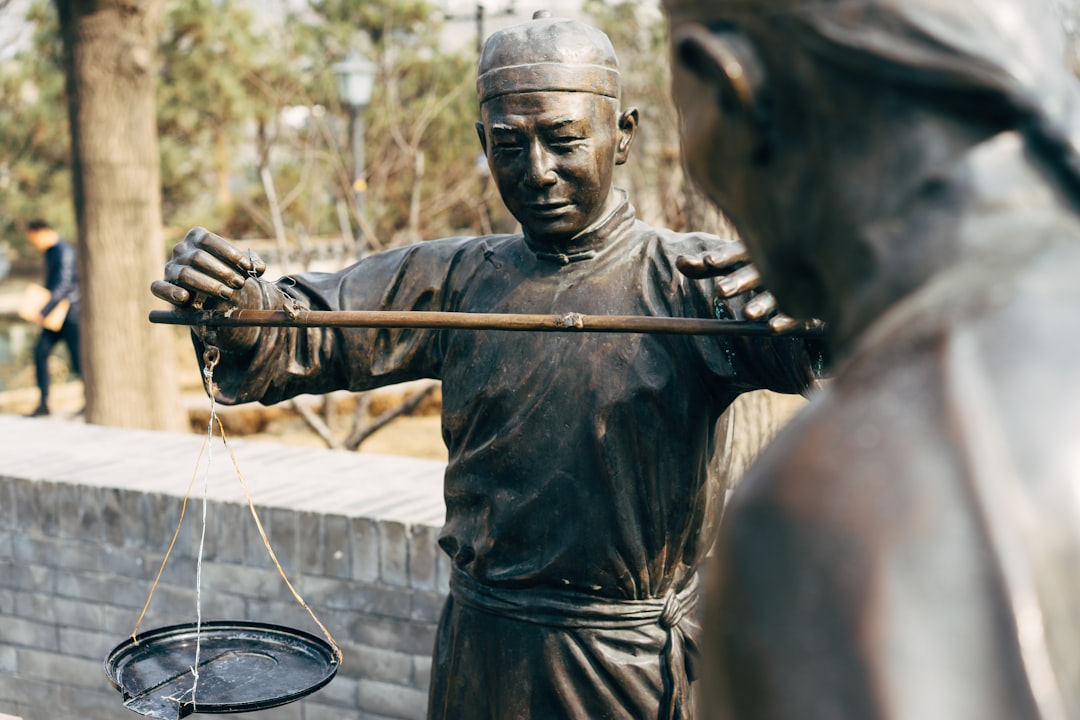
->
676, 242, 822, 333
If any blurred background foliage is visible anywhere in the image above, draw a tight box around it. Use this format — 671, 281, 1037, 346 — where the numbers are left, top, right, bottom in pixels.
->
3, 0, 1080, 268
0, 0, 687, 269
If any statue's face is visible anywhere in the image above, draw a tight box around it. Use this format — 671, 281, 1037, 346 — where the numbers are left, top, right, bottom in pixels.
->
480, 91, 622, 246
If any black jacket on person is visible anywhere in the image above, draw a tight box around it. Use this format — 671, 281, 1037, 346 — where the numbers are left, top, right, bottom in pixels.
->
41, 238, 79, 322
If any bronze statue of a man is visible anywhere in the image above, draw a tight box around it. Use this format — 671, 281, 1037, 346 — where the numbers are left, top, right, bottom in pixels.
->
664, 0, 1080, 717
153, 14, 820, 719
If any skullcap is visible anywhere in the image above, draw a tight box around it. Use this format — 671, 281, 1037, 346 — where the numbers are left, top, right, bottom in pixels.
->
477, 14, 620, 103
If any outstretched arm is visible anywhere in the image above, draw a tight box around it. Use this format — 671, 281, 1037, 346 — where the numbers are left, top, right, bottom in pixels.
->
151, 228, 469, 405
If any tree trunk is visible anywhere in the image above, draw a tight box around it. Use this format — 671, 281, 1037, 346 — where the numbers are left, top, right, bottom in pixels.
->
56, 0, 185, 431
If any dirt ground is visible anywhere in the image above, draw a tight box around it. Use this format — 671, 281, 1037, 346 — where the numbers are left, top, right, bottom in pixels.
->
249, 414, 447, 461
2, 375, 805, 469
1, 376, 449, 462
233, 390, 448, 462
2, 278, 802, 469
0, 310, 448, 461
1, 309, 801, 468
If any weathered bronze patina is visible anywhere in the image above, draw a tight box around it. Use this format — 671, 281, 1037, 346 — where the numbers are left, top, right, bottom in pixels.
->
665, 0, 1080, 717
152, 13, 821, 719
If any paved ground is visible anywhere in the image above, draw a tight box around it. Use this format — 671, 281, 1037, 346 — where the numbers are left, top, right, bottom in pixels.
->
0, 276, 28, 316
0, 413, 448, 526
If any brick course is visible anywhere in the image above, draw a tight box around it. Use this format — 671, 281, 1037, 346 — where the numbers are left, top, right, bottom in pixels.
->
0, 416, 447, 720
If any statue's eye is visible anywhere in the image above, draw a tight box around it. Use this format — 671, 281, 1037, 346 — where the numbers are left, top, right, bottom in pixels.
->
550, 137, 587, 152
492, 136, 523, 154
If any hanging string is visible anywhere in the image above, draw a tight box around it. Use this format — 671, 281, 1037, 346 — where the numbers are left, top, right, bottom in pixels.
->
189, 345, 221, 706
129, 343, 342, 681
129, 441, 206, 641
216, 414, 343, 664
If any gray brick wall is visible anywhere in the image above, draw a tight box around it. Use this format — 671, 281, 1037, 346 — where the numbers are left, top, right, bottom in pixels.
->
0, 416, 449, 720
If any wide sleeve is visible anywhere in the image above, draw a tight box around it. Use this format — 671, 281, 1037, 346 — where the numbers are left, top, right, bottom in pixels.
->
661, 232, 826, 401
201, 237, 474, 405
709, 290, 827, 397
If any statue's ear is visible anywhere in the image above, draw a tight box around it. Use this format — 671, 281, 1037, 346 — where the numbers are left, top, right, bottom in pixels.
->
671, 24, 764, 115
615, 107, 639, 165
476, 121, 488, 156
672, 24, 772, 163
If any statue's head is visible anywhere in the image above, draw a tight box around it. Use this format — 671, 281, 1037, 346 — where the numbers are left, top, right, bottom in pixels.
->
663, 0, 1080, 317
476, 12, 638, 247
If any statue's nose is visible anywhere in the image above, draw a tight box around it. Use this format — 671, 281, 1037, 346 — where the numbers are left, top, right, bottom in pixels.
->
524, 141, 558, 187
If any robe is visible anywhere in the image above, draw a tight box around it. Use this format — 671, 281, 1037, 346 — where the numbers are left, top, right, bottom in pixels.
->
703, 221, 1080, 720
206, 198, 820, 719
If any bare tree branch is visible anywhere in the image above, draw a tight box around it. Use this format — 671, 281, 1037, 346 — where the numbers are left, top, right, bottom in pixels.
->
345, 382, 438, 451
291, 397, 344, 450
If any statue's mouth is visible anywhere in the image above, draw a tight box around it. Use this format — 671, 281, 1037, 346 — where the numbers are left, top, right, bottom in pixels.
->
525, 202, 573, 218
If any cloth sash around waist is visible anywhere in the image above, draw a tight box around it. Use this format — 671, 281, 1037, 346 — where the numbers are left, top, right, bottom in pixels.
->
450, 567, 699, 630
450, 568, 700, 720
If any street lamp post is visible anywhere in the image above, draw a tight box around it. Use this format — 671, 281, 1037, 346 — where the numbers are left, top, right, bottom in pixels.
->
332, 51, 377, 255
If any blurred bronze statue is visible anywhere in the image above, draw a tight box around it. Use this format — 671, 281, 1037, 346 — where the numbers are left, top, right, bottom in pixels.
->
152, 13, 821, 719
664, 0, 1080, 717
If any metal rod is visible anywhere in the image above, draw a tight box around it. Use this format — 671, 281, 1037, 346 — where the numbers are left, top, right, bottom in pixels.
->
149, 309, 823, 337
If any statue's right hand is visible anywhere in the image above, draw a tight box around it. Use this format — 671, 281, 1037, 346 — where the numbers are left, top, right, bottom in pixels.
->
150, 227, 266, 309
151, 227, 269, 352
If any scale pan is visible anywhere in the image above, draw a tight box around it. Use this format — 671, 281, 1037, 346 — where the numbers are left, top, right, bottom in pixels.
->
105, 620, 339, 719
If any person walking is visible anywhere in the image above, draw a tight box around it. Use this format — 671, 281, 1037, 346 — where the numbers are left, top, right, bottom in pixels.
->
24, 219, 81, 417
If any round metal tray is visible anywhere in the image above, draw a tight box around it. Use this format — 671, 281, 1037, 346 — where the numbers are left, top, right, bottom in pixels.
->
105, 621, 339, 719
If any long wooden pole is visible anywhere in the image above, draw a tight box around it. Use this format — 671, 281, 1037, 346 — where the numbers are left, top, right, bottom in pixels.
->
149, 309, 823, 336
